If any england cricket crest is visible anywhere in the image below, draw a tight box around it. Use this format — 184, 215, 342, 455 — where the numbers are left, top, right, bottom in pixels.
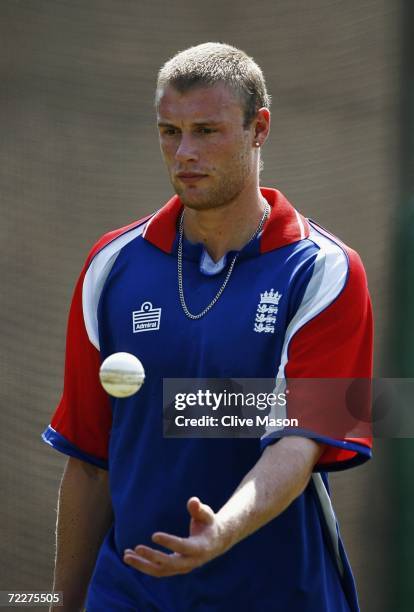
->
132, 301, 162, 333
254, 289, 282, 334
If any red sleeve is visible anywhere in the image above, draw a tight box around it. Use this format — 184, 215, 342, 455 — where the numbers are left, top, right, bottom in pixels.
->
42, 254, 112, 467
42, 216, 151, 467
285, 246, 373, 470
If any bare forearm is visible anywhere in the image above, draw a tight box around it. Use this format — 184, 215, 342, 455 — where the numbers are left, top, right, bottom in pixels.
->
217, 437, 324, 551
52, 457, 113, 611
122, 437, 325, 578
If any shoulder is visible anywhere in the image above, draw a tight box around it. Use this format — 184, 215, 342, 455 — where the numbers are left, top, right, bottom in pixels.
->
305, 219, 369, 304
79, 214, 153, 350
282, 219, 373, 378
85, 214, 153, 268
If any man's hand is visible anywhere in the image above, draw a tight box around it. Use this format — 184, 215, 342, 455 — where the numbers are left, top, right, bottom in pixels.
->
123, 496, 227, 577
124, 438, 323, 578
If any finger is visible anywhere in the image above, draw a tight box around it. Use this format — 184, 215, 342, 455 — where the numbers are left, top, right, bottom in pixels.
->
187, 496, 201, 514
124, 548, 195, 577
133, 544, 171, 565
123, 551, 166, 577
151, 532, 199, 555
187, 497, 214, 524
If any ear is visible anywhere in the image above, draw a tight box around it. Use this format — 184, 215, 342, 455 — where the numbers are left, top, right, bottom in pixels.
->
253, 108, 271, 148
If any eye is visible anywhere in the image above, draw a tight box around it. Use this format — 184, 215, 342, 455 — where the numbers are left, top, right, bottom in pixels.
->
163, 128, 179, 135
196, 127, 216, 134
159, 125, 180, 136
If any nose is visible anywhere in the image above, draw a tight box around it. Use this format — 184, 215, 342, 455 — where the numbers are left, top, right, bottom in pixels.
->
175, 134, 199, 163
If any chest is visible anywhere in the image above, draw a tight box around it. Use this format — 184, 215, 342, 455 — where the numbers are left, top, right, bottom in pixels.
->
98, 245, 300, 380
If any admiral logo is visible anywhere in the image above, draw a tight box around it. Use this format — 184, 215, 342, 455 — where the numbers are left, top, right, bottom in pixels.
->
132, 301, 161, 333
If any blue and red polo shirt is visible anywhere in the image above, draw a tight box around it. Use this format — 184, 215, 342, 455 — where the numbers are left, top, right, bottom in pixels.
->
43, 187, 373, 611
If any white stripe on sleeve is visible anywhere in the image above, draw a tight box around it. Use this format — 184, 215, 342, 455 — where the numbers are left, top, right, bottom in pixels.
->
82, 223, 147, 349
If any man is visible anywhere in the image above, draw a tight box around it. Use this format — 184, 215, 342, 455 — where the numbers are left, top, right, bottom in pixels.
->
43, 43, 373, 611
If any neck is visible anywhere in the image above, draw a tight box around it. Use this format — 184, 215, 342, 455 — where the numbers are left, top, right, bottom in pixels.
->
182, 185, 267, 262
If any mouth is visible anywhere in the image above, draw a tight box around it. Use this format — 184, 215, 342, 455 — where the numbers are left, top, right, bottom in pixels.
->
176, 173, 208, 184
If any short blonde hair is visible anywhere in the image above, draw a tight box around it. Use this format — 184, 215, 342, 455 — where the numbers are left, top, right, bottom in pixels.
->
156, 42, 271, 127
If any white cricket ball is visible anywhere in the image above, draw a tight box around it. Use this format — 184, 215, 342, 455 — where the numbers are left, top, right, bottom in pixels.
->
99, 352, 145, 398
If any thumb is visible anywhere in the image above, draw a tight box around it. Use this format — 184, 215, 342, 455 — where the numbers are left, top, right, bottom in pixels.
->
187, 496, 214, 524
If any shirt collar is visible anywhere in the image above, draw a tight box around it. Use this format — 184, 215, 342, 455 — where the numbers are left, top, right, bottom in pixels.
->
141, 187, 310, 254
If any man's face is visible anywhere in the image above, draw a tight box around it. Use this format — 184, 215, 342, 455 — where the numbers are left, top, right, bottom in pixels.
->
157, 83, 256, 210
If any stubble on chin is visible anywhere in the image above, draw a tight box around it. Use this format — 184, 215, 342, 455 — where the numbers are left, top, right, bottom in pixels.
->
169, 178, 219, 211
171, 175, 247, 211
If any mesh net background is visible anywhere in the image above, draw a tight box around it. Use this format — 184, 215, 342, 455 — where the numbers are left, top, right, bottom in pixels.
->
0, 1, 399, 610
